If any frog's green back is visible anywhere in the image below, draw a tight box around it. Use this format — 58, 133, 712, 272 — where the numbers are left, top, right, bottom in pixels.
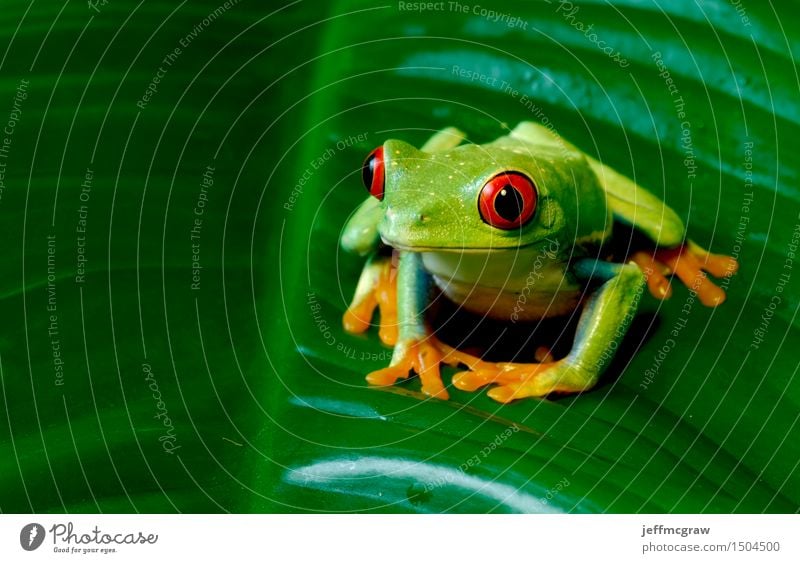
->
506, 121, 685, 248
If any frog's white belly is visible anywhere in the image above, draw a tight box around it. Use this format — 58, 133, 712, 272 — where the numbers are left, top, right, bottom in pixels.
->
420, 246, 582, 321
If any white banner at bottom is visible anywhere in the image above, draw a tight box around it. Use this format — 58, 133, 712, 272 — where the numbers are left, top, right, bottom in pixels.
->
1, 514, 797, 562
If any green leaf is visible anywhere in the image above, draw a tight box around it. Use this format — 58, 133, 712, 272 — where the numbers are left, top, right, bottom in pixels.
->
0, 0, 797, 514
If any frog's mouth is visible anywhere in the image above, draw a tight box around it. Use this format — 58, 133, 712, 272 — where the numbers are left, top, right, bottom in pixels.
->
380, 236, 534, 254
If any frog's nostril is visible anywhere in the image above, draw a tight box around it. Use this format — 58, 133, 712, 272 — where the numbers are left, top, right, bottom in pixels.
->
418, 214, 429, 224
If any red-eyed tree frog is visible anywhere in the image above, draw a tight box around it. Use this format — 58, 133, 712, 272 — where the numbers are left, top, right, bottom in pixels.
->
340, 122, 737, 403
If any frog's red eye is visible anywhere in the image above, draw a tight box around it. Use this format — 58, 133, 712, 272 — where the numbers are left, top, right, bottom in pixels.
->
478, 172, 537, 230
362, 146, 385, 201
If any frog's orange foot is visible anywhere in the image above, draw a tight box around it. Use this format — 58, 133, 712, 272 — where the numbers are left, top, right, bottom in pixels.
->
342, 257, 398, 345
452, 360, 568, 403
367, 337, 568, 402
631, 241, 739, 307
366, 337, 450, 399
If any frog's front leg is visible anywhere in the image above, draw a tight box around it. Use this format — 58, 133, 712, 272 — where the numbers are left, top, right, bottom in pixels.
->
342, 253, 398, 346
364, 252, 454, 399
579, 136, 738, 306
453, 260, 645, 403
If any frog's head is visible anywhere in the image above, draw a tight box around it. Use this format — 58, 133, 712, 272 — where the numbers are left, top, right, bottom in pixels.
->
361, 138, 602, 252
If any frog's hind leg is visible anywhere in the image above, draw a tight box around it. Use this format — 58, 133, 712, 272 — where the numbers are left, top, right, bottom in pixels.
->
577, 134, 739, 305
452, 260, 645, 403
421, 126, 466, 153
631, 240, 738, 307
343, 253, 398, 346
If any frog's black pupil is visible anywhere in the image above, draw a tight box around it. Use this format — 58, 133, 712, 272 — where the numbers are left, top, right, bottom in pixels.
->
362, 154, 376, 189
494, 185, 524, 221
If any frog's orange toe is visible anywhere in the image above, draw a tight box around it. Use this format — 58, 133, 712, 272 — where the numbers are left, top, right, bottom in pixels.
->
343, 295, 377, 334
667, 244, 734, 307
437, 344, 489, 372
688, 241, 739, 279
487, 385, 521, 404
366, 338, 449, 399
699, 286, 726, 307
378, 325, 398, 347
415, 340, 448, 399
632, 251, 673, 300
452, 369, 498, 392
486, 371, 548, 403
645, 273, 674, 300
705, 255, 739, 279
366, 361, 412, 387
659, 270, 724, 306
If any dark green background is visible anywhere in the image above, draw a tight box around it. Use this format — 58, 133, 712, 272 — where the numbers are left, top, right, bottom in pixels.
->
0, 0, 797, 513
